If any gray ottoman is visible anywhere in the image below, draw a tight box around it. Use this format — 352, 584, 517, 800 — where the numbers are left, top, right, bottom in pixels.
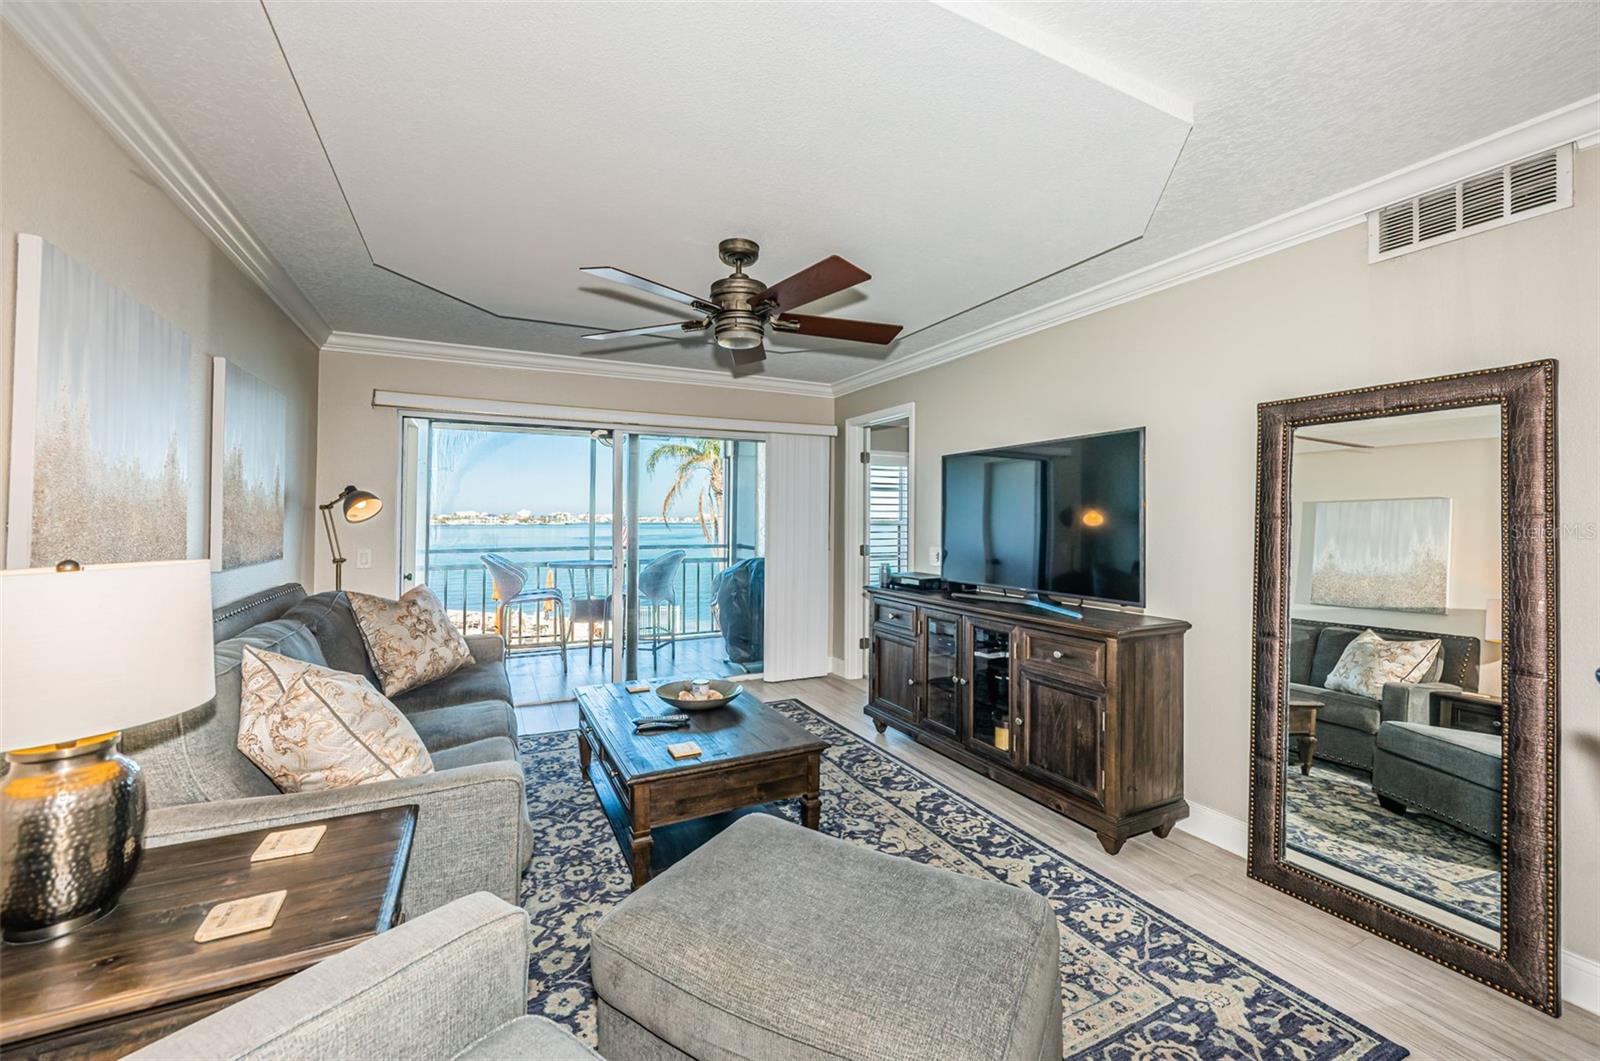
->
1372, 721, 1502, 844
591, 814, 1063, 1061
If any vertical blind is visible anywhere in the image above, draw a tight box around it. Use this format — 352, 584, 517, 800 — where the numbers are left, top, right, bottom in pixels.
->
867, 457, 910, 576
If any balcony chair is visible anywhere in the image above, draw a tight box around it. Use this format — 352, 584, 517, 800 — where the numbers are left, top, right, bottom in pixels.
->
481, 553, 567, 671
638, 549, 686, 664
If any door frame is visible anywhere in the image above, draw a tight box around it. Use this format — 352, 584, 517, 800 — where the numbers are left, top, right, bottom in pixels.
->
839, 402, 916, 680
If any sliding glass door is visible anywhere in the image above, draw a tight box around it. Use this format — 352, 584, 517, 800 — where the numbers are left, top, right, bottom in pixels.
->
401, 416, 765, 704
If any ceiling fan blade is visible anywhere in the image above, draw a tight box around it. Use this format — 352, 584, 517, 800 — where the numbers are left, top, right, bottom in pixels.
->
581, 266, 718, 314
582, 319, 708, 340
758, 255, 870, 312
773, 313, 902, 345
731, 342, 766, 366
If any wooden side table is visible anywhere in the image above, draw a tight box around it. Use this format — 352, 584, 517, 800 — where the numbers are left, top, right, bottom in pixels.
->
1288, 695, 1322, 775
1433, 688, 1504, 734
1, 805, 415, 1060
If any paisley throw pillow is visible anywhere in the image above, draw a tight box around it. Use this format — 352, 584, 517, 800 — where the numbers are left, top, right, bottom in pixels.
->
1323, 629, 1442, 701
237, 647, 433, 793
346, 586, 473, 697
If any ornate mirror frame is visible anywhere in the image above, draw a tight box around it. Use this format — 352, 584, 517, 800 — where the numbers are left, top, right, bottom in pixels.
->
1248, 360, 1560, 1015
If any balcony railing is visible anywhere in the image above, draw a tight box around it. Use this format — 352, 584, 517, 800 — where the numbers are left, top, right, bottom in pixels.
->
425, 544, 739, 651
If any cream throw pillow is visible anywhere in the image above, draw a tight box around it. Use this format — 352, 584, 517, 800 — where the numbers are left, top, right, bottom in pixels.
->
237, 647, 433, 793
1323, 629, 1442, 701
346, 586, 473, 697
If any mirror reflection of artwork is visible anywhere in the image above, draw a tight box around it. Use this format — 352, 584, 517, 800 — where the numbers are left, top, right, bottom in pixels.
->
1309, 497, 1451, 613
210, 359, 288, 570
5, 235, 204, 568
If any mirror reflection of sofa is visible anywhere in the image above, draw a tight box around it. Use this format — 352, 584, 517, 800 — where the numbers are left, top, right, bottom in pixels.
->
1287, 619, 1482, 772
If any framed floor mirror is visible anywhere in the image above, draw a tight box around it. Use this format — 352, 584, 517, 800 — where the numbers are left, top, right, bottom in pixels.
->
1249, 360, 1560, 1014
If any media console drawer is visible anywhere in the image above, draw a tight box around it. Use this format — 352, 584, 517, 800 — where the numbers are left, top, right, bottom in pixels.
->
872, 601, 914, 634
1021, 630, 1105, 681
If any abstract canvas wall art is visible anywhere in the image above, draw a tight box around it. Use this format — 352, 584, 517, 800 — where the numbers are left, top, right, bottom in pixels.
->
1310, 497, 1452, 613
209, 359, 287, 570
6, 235, 205, 568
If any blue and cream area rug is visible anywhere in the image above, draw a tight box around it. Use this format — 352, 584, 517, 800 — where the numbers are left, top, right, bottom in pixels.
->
518, 699, 1407, 1060
1285, 763, 1500, 931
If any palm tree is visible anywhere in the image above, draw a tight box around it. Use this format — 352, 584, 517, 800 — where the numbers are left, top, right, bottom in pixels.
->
646, 438, 723, 543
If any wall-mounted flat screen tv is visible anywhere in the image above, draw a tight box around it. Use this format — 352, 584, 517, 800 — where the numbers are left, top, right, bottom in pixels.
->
940, 428, 1145, 607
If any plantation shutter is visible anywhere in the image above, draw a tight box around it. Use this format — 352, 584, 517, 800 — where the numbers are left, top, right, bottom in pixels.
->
867, 456, 910, 574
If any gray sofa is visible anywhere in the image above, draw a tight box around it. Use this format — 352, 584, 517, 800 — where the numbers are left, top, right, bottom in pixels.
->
124, 584, 532, 917
127, 892, 598, 1060
1288, 619, 1481, 772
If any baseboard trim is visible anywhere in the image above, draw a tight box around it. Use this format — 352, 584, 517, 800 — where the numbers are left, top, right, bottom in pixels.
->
1176, 799, 1597, 1012
1175, 799, 1248, 859
1565, 950, 1600, 1015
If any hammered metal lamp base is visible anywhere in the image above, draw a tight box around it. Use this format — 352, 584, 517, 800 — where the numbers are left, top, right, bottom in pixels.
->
1, 734, 146, 944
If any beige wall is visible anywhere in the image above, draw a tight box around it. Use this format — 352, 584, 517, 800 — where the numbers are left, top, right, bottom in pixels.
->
0, 27, 319, 604
314, 349, 834, 597
1290, 437, 1502, 640
834, 146, 1599, 962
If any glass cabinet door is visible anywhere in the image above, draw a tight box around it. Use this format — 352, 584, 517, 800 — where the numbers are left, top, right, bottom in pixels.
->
922, 612, 959, 737
965, 622, 1014, 760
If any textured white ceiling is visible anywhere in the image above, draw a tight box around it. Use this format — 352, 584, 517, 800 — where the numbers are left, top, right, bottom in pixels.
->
72, 1, 1600, 383
260, 1, 1187, 345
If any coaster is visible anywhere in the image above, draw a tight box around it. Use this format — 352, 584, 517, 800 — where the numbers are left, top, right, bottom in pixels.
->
625, 682, 651, 694
194, 890, 287, 943
250, 824, 326, 863
667, 741, 702, 760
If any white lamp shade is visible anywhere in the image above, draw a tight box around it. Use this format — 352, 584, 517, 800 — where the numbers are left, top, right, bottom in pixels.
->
1484, 596, 1503, 643
0, 559, 215, 752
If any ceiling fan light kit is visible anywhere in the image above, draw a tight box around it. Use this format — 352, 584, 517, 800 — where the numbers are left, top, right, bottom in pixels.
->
581, 237, 903, 370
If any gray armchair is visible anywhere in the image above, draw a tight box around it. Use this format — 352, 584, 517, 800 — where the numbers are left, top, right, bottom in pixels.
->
127, 893, 599, 1060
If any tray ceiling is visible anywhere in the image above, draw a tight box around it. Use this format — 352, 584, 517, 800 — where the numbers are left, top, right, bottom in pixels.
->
42, 1, 1600, 384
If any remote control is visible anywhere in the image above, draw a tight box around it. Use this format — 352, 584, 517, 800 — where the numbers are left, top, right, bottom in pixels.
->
634, 712, 689, 725
633, 713, 691, 732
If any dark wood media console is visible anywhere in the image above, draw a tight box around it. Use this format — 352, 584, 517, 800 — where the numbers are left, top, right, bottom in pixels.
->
864, 586, 1190, 854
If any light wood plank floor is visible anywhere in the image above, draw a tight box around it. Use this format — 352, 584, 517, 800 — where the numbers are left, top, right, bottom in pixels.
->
516, 674, 1600, 1060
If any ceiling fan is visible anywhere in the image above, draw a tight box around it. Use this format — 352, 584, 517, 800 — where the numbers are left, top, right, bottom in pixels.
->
580, 238, 903, 367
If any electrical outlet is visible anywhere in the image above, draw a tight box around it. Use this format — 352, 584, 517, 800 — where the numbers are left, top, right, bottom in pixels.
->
928, 546, 941, 569
356, 549, 372, 569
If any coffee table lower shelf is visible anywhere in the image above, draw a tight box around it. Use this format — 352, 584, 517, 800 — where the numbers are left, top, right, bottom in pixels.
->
584, 759, 781, 881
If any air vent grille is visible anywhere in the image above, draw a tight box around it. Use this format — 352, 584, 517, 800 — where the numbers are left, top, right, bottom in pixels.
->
1368, 144, 1573, 262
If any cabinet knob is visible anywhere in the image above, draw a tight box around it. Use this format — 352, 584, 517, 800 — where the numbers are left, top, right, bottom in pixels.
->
907, 678, 916, 687
1014, 717, 1024, 726
885, 612, 898, 620
1051, 650, 1063, 659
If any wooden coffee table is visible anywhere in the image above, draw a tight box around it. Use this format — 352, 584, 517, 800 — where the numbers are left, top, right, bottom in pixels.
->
0, 805, 414, 1059
1288, 695, 1323, 775
576, 682, 829, 889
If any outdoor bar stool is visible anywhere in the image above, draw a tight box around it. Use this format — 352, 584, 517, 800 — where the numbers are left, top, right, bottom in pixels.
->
482, 553, 568, 670
637, 549, 686, 663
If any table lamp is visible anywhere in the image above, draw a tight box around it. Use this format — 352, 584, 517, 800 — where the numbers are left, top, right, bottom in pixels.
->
0, 559, 215, 943
1481, 596, 1504, 700
319, 485, 382, 590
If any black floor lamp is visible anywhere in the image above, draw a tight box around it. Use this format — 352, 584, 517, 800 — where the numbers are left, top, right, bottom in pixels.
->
319, 485, 382, 591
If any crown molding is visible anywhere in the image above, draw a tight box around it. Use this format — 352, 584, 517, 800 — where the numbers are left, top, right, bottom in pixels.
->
322, 332, 837, 399
833, 95, 1600, 398
2, 2, 331, 346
